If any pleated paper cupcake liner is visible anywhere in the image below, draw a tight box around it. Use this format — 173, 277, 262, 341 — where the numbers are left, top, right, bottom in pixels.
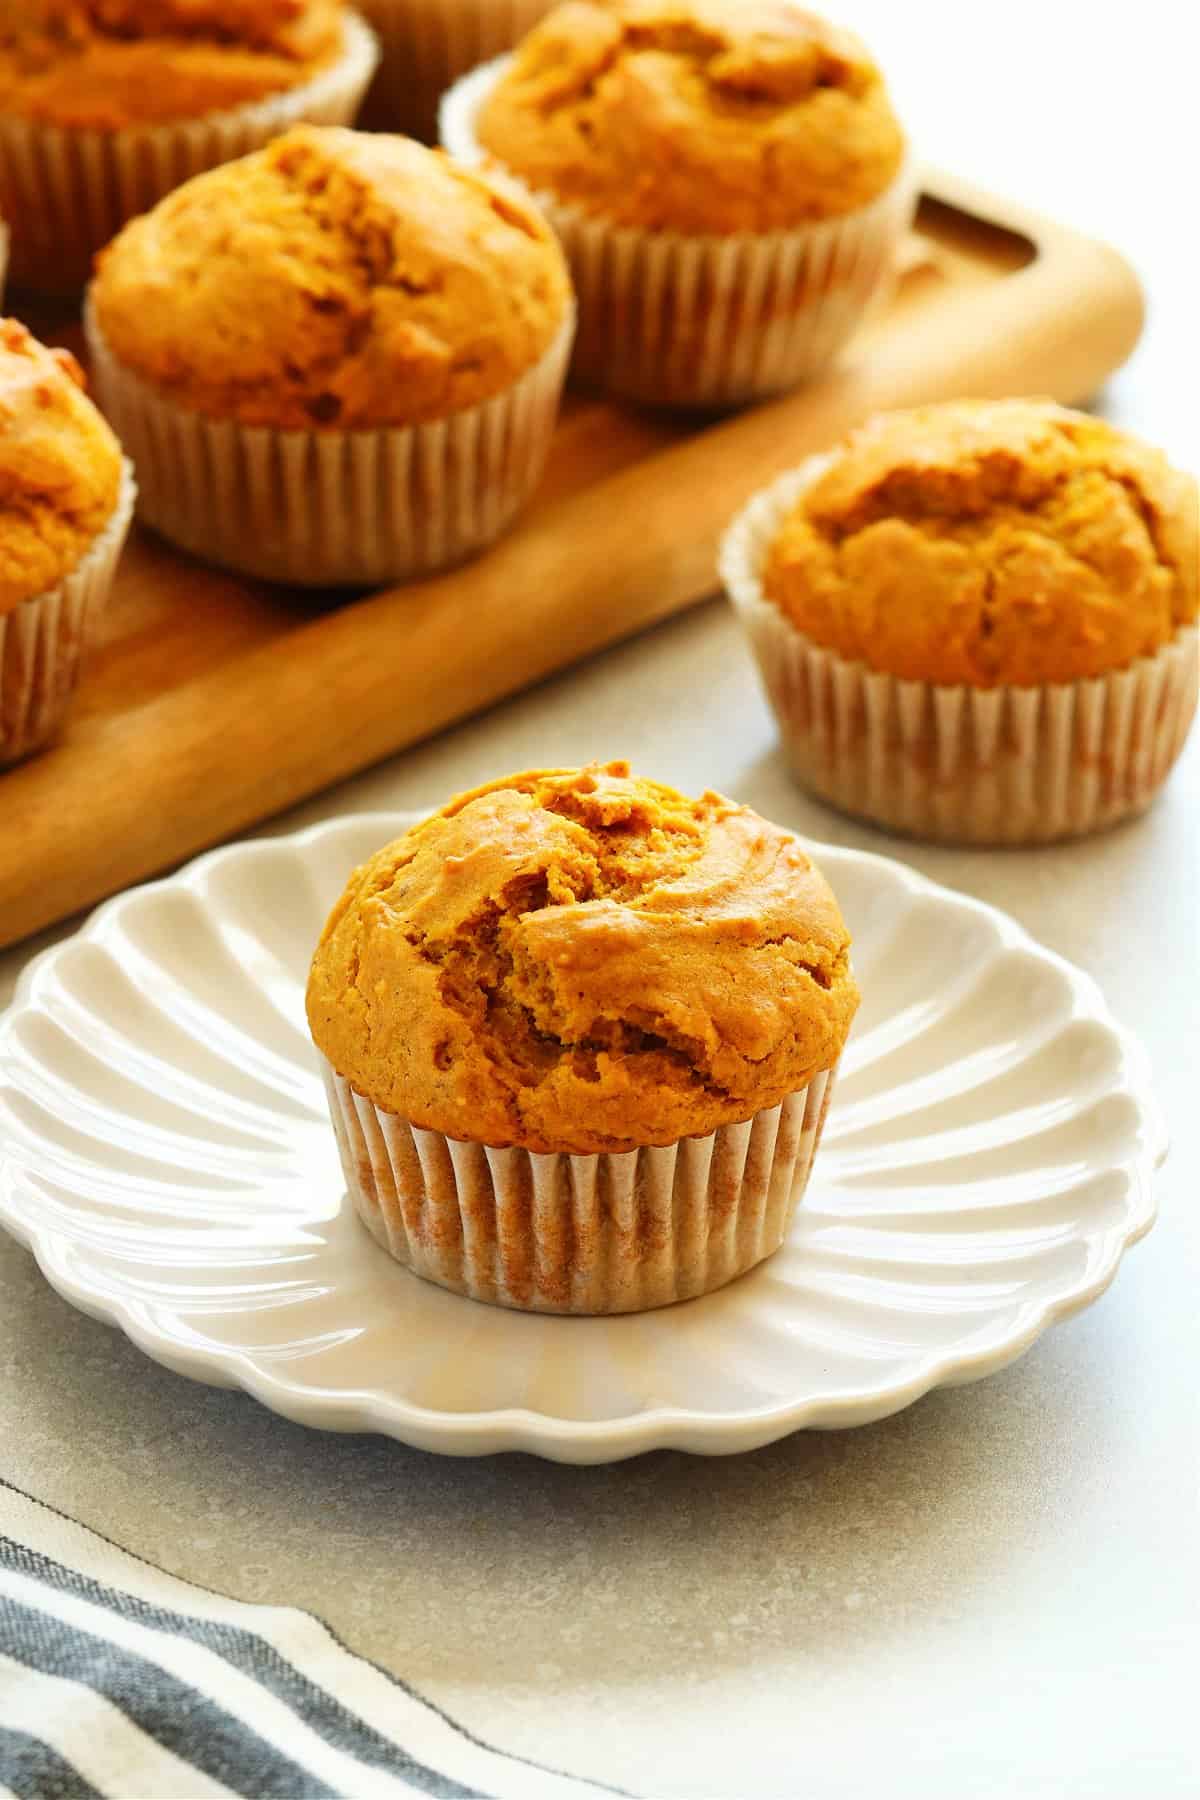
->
360, 0, 554, 140
323, 1059, 837, 1315
0, 461, 135, 767
84, 303, 574, 587
0, 13, 379, 296
721, 461, 1200, 845
441, 58, 917, 409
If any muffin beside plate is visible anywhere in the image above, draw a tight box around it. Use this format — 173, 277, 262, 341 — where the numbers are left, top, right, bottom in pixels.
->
85, 124, 573, 586
0, 0, 378, 294
1, 318, 134, 766
307, 762, 859, 1314
442, 0, 914, 408
722, 399, 1200, 843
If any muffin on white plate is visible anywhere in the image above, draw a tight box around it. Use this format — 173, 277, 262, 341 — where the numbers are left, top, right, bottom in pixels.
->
442, 0, 914, 408
1, 318, 134, 765
0, 0, 378, 293
722, 399, 1200, 844
307, 763, 859, 1314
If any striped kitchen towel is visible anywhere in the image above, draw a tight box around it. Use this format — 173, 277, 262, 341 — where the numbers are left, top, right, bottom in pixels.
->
0, 1480, 619, 1800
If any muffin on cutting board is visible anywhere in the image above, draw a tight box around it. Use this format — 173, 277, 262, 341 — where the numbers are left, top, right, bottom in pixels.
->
442, 0, 913, 406
1, 318, 134, 765
0, 0, 378, 291
86, 124, 573, 585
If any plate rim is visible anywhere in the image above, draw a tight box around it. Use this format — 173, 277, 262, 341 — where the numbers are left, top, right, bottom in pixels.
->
0, 811, 1168, 1463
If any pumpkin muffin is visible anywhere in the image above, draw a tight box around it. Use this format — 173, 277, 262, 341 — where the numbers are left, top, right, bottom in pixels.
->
0, 0, 379, 293
86, 125, 573, 584
309, 762, 858, 1313
441, 0, 913, 407
721, 399, 1200, 843
0, 318, 134, 765
359, 0, 556, 143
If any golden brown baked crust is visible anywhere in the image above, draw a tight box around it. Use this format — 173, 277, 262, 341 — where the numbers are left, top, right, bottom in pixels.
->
0, 317, 123, 616
762, 400, 1200, 687
0, 1, 346, 129
90, 125, 571, 430
307, 762, 859, 1155
476, 0, 905, 234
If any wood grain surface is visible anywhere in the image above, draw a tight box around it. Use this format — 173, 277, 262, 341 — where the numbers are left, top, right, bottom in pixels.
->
0, 171, 1144, 947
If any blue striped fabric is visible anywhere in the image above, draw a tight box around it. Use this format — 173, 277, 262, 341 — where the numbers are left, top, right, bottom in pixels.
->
0, 1728, 104, 1800
0, 1479, 620, 1800
4, 1540, 478, 1799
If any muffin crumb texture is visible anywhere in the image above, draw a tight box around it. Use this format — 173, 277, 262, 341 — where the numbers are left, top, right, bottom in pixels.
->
90, 125, 571, 430
476, 0, 906, 233
763, 400, 1200, 686
308, 763, 858, 1155
0, 318, 123, 614
0, 0, 347, 128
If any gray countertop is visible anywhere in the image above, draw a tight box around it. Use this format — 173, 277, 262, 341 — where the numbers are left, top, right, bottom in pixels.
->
2, 6, 1196, 1794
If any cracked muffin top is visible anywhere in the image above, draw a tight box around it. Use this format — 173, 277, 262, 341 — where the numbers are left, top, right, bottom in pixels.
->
0, 317, 123, 616
89, 125, 571, 429
0, 0, 348, 130
761, 400, 1200, 687
307, 763, 859, 1155
474, 0, 905, 234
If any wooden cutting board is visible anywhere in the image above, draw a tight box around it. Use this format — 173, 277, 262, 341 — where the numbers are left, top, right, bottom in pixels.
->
0, 169, 1144, 949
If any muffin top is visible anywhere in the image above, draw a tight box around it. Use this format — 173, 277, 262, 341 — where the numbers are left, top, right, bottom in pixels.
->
0, 1, 347, 130
0, 318, 124, 616
474, 0, 905, 234
307, 762, 858, 1156
90, 125, 572, 431
761, 400, 1199, 687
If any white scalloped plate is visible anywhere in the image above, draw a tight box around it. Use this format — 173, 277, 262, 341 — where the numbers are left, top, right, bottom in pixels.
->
0, 814, 1164, 1462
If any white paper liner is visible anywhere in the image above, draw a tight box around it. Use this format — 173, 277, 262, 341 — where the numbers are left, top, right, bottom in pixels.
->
721, 460, 1200, 844
322, 1058, 837, 1314
441, 57, 917, 409
0, 460, 135, 766
359, 0, 554, 139
0, 13, 378, 295
84, 302, 573, 586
